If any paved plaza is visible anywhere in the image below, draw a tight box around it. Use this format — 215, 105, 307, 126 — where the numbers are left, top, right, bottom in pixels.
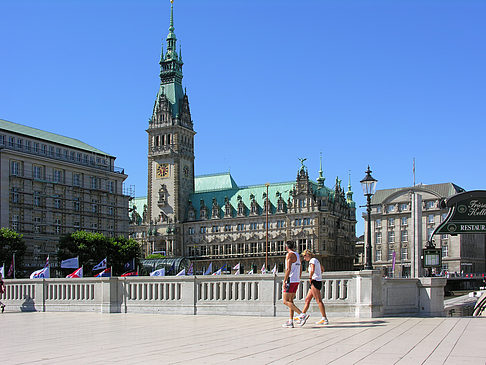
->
1, 312, 485, 364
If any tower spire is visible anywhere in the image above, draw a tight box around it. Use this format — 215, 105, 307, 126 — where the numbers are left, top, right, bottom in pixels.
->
169, 0, 174, 31
156, 0, 184, 117
346, 171, 354, 203
166, 0, 177, 58
317, 152, 325, 188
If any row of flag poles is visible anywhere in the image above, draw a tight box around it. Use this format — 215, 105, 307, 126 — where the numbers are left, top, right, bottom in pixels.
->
148, 262, 277, 277
1, 257, 277, 279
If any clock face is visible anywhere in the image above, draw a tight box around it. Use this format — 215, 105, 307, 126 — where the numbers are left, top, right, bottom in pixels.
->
156, 163, 170, 179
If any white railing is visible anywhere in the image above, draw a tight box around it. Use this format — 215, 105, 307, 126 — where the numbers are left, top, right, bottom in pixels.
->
0, 271, 446, 317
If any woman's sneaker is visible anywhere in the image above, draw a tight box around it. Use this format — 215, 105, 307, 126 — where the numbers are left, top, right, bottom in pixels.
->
282, 320, 294, 328
298, 313, 310, 326
315, 317, 329, 325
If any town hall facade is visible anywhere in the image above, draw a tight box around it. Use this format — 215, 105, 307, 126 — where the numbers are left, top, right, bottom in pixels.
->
129, 3, 357, 274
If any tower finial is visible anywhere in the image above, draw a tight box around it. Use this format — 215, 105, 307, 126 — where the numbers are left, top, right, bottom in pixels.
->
165, 0, 177, 58
346, 170, 354, 203
169, 1, 174, 31
317, 152, 325, 188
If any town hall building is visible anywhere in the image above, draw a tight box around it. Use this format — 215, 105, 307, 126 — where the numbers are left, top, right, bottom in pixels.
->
129, 3, 357, 274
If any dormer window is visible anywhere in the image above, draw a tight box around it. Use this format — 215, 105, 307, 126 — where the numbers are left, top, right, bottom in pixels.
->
250, 194, 259, 215
237, 195, 245, 216
224, 197, 232, 218
211, 198, 220, 219
200, 200, 208, 220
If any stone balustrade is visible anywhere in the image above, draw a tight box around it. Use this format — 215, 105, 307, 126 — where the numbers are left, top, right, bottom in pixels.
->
0, 270, 446, 317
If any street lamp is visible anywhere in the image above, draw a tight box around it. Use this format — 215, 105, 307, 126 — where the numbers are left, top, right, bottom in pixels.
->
360, 166, 378, 270
265, 183, 270, 270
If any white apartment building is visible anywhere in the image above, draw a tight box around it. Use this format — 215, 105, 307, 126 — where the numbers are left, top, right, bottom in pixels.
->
364, 183, 486, 277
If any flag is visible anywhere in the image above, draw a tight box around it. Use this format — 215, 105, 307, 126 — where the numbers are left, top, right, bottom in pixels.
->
93, 258, 107, 271
121, 271, 138, 277
413, 158, 416, 186
233, 263, 240, 275
30, 266, 50, 279
187, 263, 194, 276
203, 263, 213, 275
44, 255, 50, 268
7, 256, 14, 277
212, 265, 226, 275
66, 267, 83, 278
247, 269, 254, 274
261, 264, 266, 274
0, 264, 4, 279
124, 258, 135, 272
176, 269, 186, 276
61, 257, 79, 269
95, 268, 111, 277
271, 264, 277, 275
150, 268, 165, 276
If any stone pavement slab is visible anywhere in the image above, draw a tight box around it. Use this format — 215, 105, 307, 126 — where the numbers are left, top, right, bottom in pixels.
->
0, 312, 485, 364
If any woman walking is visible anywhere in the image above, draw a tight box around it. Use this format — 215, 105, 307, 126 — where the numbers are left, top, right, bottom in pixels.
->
297, 249, 329, 325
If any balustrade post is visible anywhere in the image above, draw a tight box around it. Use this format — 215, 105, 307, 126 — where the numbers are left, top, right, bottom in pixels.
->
181, 276, 197, 315
418, 277, 446, 316
100, 277, 121, 313
355, 270, 383, 318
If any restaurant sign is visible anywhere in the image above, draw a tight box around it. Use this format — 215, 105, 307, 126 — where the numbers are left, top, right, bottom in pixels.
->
434, 190, 486, 235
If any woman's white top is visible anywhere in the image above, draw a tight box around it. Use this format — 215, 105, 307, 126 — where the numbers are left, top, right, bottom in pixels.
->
308, 257, 322, 281
286, 251, 301, 283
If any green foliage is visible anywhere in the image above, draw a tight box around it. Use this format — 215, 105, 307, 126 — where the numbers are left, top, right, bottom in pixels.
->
145, 253, 166, 259
58, 231, 141, 275
0, 227, 26, 272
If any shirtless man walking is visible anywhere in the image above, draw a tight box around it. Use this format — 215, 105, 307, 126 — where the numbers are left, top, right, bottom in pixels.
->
282, 240, 308, 328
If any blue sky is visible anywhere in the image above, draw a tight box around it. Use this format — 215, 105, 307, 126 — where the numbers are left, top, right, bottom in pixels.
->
1, 0, 485, 235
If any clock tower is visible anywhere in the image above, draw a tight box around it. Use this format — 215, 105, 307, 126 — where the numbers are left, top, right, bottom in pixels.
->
146, 1, 195, 256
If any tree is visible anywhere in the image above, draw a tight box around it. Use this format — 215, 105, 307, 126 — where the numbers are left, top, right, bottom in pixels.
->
58, 231, 141, 275
0, 227, 26, 274
110, 236, 142, 275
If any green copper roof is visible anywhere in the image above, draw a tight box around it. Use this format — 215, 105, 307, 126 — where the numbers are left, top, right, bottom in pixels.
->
156, 84, 184, 116
130, 196, 147, 225
195, 172, 238, 192
190, 173, 341, 219
130, 170, 352, 221
190, 180, 295, 219
131, 196, 147, 211
0, 118, 112, 156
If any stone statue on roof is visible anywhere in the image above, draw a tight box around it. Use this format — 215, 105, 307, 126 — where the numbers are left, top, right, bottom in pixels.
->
299, 158, 307, 168
143, 204, 148, 223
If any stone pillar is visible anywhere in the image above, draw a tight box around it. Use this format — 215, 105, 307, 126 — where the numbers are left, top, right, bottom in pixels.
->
418, 277, 446, 316
37, 280, 47, 312
100, 278, 120, 313
182, 276, 197, 315
354, 270, 383, 318
411, 193, 423, 278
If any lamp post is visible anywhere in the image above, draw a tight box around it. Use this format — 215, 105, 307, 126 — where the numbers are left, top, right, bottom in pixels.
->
265, 183, 270, 270
360, 166, 378, 270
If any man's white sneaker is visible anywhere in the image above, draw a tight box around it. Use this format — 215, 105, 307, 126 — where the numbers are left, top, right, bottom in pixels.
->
282, 320, 294, 328
298, 313, 310, 326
